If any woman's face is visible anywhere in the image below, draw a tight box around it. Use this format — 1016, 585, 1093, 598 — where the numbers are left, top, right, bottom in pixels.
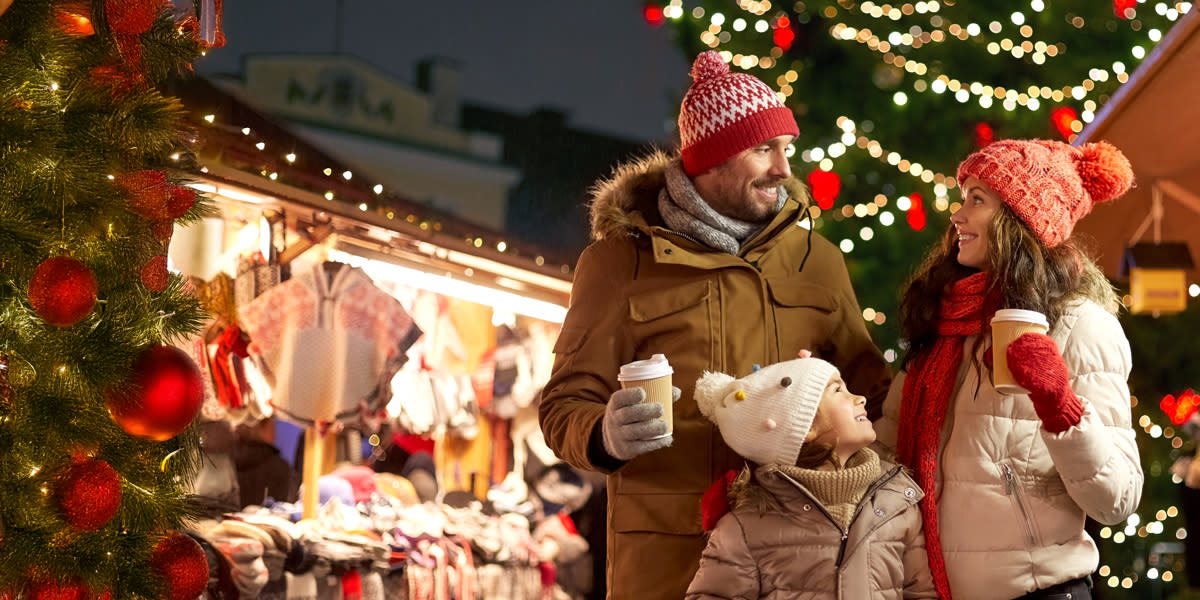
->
950, 175, 1005, 270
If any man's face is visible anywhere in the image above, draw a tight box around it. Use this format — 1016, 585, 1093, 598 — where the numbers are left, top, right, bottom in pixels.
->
692, 135, 795, 224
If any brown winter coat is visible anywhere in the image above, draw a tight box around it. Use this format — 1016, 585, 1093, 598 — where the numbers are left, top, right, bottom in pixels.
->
686, 461, 936, 600
539, 151, 892, 599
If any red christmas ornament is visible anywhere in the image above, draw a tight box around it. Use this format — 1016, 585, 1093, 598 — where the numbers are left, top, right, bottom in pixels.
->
1113, 0, 1137, 19
773, 15, 795, 52
167, 186, 196, 219
27, 578, 89, 600
140, 256, 169, 292
151, 219, 175, 241
642, 3, 664, 27
29, 256, 98, 327
973, 122, 995, 148
151, 532, 209, 600
55, 3, 94, 36
1160, 389, 1200, 426
106, 345, 204, 441
806, 169, 841, 210
1050, 106, 1078, 141
905, 193, 927, 231
57, 457, 121, 531
114, 170, 172, 219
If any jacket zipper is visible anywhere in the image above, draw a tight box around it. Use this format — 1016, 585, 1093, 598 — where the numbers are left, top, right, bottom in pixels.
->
1002, 463, 1038, 547
778, 466, 904, 567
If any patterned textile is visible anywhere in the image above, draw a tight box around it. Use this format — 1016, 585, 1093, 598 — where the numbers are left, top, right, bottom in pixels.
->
239, 262, 421, 427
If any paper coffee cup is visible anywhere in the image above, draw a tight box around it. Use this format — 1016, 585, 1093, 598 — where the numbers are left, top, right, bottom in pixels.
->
990, 309, 1050, 395
618, 354, 674, 439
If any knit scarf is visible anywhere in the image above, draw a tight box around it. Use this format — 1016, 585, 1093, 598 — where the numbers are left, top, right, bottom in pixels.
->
896, 271, 990, 600
779, 449, 881, 529
657, 159, 785, 255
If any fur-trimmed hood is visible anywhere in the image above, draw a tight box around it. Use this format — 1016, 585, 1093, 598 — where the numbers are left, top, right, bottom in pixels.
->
587, 149, 812, 241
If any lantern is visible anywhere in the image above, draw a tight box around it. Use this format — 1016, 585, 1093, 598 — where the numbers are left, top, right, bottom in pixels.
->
1121, 242, 1195, 315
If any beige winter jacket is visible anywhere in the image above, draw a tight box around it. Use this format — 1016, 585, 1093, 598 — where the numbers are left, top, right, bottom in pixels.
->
876, 298, 1143, 599
686, 460, 937, 599
539, 151, 892, 598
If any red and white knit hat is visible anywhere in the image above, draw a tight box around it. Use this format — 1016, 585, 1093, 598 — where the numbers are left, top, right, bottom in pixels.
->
679, 51, 799, 176
956, 139, 1134, 248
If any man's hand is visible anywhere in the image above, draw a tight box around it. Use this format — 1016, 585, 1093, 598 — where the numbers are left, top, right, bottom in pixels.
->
602, 387, 674, 461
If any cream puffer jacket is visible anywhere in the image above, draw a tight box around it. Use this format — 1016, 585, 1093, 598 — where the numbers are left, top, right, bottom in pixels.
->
686, 460, 937, 599
876, 298, 1143, 600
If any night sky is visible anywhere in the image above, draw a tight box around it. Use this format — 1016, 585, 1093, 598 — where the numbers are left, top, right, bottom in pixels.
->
193, 0, 691, 144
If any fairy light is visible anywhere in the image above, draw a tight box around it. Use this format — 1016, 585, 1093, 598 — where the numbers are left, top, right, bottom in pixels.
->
373, 184, 384, 194
285, 153, 296, 163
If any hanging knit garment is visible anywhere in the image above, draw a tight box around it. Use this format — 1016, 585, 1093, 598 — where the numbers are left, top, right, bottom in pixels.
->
896, 271, 991, 600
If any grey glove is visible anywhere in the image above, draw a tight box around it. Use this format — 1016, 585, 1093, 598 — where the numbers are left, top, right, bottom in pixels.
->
601, 386, 681, 461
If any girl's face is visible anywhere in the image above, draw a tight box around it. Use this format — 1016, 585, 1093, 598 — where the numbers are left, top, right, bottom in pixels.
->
808, 375, 875, 465
951, 175, 1005, 270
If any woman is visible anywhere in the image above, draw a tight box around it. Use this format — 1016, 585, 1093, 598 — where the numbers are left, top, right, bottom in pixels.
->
875, 139, 1143, 600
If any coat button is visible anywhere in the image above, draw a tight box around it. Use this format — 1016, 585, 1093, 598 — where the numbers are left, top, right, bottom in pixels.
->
875, 508, 885, 517
802, 504, 812, 511
904, 488, 916, 498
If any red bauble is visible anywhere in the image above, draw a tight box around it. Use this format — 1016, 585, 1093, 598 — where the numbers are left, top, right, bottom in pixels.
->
151, 219, 175, 241
113, 170, 171, 219
27, 578, 89, 600
806, 169, 841, 210
106, 345, 203, 441
57, 458, 121, 531
151, 532, 209, 600
29, 256, 98, 327
140, 256, 169, 292
166, 186, 196, 219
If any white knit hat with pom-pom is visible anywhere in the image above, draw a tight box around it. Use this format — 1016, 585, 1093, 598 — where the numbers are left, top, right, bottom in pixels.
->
695, 358, 839, 466
678, 50, 799, 176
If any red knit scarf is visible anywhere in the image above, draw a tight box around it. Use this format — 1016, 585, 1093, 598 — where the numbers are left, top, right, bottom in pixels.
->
897, 271, 991, 600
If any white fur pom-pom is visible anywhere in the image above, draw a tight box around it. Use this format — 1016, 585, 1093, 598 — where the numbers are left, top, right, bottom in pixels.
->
694, 371, 736, 417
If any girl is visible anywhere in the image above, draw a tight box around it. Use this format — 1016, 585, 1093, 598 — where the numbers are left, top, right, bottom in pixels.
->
686, 357, 936, 599
876, 139, 1143, 599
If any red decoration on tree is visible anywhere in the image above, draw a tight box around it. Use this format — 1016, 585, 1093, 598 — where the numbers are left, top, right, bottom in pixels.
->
105, 0, 166, 68
167, 186, 196, 219
151, 219, 175, 241
1050, 106, 1078, 141
54, 3, 94, 36
140, 256, 169, 292
179, 0, 226, 48
151, 532, 209, 600
773, 15, 795, 52
642, 3, 665, 27
905, 192, 927, 231
29, 256, 98, 327
806, 169, 841, 210
1160, 389, 1200, 426
973, 122, 994, 148
105, 345, 204, 441
26, 578, 90, 600
57, 457, 121, 531
1113, 0, 1137, 19
113, 170, 172, 219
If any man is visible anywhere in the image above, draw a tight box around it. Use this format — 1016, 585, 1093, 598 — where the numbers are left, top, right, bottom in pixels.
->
538, 51, 892, 599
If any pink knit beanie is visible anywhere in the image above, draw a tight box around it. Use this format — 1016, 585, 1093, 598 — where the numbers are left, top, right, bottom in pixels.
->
679, 51, 799, 176
956, 139, 1134, 247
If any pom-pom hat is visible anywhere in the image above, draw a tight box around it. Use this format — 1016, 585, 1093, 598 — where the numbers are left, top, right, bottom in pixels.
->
956, 139, 1134, 248
679, 51, 800, 176
695, 358, 838, 466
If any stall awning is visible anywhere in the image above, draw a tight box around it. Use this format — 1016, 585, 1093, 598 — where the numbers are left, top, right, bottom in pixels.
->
1073, 8, 1200, 283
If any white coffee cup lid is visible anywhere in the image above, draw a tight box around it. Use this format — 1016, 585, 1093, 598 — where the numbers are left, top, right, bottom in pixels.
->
990, 308, 1049, 328
618, 353, 673, 381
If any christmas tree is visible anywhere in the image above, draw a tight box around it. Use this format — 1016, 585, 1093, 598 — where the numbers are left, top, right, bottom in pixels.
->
0, 1, 221, 597
662, 1, 1193, 597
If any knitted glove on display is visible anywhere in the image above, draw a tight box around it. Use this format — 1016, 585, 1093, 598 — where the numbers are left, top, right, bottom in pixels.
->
601, 386, 680, 461
1007, 332, 1084, 433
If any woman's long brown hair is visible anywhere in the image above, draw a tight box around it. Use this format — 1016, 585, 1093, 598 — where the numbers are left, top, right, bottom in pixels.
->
898, 202, 1119, 370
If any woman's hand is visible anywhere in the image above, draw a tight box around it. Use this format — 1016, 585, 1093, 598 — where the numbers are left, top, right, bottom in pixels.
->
1007, 333, 1084, 433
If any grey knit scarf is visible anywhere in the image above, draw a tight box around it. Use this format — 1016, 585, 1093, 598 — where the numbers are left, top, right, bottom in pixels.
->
657, 159, 786, 255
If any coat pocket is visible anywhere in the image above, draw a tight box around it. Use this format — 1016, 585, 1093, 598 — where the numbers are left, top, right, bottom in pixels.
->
627, 279, 715, 372
765, 277, 838, 357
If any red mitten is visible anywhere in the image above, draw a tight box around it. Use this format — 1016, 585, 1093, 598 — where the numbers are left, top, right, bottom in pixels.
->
701, 470, 738, 531
1007, 333, 1084, 433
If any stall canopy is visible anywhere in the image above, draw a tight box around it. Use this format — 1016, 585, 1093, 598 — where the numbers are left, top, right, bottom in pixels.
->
1073, 8, 1200, 283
